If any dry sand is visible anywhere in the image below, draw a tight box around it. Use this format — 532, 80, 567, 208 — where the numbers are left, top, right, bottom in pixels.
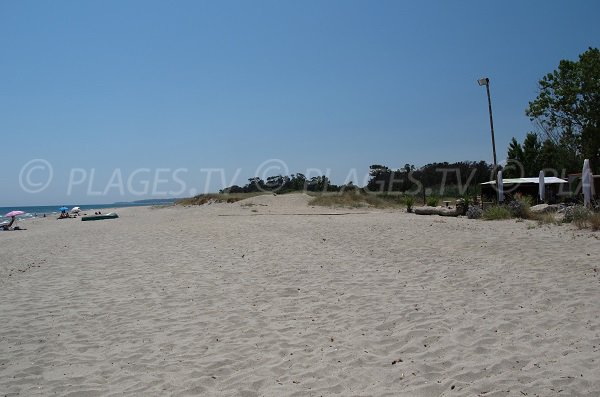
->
1, 193, 599, 396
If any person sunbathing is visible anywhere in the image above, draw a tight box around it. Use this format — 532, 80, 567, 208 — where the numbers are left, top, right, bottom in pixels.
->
1, 217, 15, 230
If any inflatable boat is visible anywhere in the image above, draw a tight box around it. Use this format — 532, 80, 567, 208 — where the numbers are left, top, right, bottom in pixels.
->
81, 212, 119, 221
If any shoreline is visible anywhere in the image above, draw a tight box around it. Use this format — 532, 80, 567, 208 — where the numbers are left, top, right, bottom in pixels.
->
0, 201, 176, 221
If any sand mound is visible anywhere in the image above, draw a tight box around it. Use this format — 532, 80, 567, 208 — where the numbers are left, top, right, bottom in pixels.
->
236, 193, 313, 213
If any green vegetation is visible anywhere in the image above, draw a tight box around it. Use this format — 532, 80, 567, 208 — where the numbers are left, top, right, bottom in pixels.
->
176, 192, 268, 206
534, 212, 562, 226
508, 196, 532, 219
214, 162, 492, 198
404, 195, 415, 212
366, 162, 492, 194
308, 192, 407, 209
568, 206, 595, 229
591, 213, 600, 231
482, 205, 512, 220
560, 206, 600, 230
221, 174, 340, 194
477, 199, 600, 230
456, 195, 474, 216
426, 196, 439, 207
563, 205, 592, 225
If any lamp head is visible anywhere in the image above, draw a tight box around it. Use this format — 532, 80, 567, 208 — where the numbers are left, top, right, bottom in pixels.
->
478, 77, 489, 86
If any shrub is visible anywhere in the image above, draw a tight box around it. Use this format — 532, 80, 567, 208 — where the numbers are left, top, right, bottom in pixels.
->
573, 206, 592, 221
459, 195, 471, 207
562, 206, 574, 222
456, 195, 472, 216
466, 205, 483, 219
483, 205, 512, 220
426, 196, 439, 207
508, 198, 531, 219
563, 205, 592, 225
404, 195, 415, 212
561, 205, 600, 230
590, 213, 600, 231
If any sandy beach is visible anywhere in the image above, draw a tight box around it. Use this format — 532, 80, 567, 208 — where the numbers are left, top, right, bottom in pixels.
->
1, 193, 599, 396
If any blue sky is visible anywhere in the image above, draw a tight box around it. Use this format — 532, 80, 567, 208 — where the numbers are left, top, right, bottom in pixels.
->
1, 1, 599, 205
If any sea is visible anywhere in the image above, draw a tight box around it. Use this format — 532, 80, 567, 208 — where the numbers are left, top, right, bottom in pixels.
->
0, 199, 176, 221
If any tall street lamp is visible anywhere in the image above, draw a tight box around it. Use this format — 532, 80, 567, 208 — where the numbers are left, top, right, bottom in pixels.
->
478, 77, 497, 176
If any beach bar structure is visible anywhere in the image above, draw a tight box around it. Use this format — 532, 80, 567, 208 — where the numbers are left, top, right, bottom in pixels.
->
480, 177, 568, 203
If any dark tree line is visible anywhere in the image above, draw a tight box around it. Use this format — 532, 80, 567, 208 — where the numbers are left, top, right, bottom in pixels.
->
504, 132, 580, 178
220, 161, 494, 195
221, 174, 343, 194
366, 161, 494, 193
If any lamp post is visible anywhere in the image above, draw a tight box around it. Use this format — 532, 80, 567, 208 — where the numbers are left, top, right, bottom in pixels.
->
478, 77, 497, 177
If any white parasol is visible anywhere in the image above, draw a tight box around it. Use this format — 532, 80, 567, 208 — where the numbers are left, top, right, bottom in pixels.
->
582, 159, 592, 207
539, 170, 545, 202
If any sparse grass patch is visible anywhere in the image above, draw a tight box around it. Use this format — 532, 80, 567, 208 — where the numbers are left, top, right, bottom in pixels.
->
308, 192, 405, 209
508, 197, 532, 219
561, 205, 600, 230
590, 213, 600, 231
572, 210, 600, 230
176, 192, 268, 206
149, 204, 175, 210
403, 195, 415, 212
534, 212, 561, 226
482, 205, 512, 220
572, 206, 593, 229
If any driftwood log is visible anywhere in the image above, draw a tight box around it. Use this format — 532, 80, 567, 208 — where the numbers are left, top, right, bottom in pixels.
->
413, 206, 462, 217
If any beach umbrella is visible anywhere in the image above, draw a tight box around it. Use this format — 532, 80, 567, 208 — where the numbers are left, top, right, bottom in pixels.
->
3, 211, 24, 229
539, 170, 545, 202
582, 159, 592, 207
59, 206, 69, 212
71, 206, 81, 213
497, 171, 504, 202
4, 210, 25, 218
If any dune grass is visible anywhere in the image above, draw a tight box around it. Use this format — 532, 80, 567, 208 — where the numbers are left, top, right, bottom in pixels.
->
533, 212, 562, 226
591, 213, 600, 231
176, 192, 268, 206
482, 205, 512, 220
308, 192, 411, 209
572, 210, 600, 230
176, 191, 417, 209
